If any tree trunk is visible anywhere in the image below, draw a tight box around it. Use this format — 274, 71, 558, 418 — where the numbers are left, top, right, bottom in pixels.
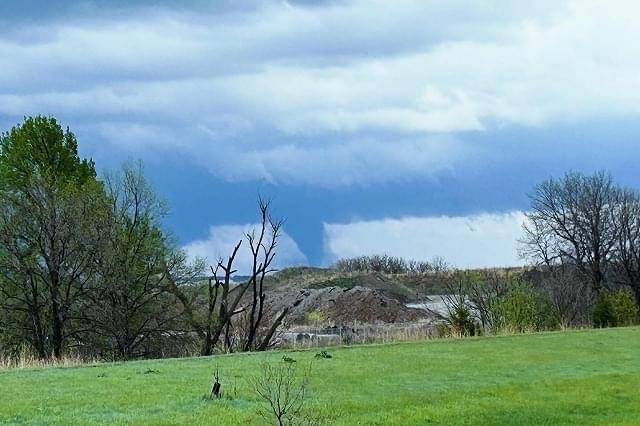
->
201, 330, 213, 356
50, 304, 64, 359
257, 307, 288, 352
49, 277, 64, 359
27, 277, 47, 358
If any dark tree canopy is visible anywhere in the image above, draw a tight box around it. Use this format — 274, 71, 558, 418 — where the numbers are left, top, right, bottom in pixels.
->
0, 117, 290, 360
0, 116, 107, 358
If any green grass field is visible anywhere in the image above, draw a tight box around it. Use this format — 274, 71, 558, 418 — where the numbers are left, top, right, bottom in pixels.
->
1, 327, 639, 425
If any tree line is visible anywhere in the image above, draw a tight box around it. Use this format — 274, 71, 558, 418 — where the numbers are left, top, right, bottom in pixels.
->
0, 117, 286, 360
521, 170, 640, 322
333, 171, 640, 331
1, 116, 638, 360
334, 254, 449, 275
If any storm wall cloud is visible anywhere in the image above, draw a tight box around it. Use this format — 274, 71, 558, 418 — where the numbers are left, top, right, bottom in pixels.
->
2, 0, 640, 267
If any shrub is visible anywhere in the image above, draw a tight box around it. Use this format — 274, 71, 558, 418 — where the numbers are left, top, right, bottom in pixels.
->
333, 254, 448, 275
610, 289, 640, 326
305, 310, 327, 326
252, 361, 310, 426
593, 292, 615, 328
309, 277, 354, 290
448, 304, 476, 336
490, 282, 543, 333
435, 323, 451, 338
593, 289, 639, 328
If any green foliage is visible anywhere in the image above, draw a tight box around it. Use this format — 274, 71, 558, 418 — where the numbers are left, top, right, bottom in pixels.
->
593, 292, 615, 328
305, 310, 328, 325
490, 281, 547, 333
0, 118, 188, 360
83, 161, 185, 359
314, 350, 332, 359
0, 116, 107, 358
435, 323, 451, 338
535, 296, 561, 330
0, 116, 97, 192
309, 276, 355, 289
593, 289, 640, 328
448, 303, 476, 336
275, 267, 327, 281
609, 289, 640, 326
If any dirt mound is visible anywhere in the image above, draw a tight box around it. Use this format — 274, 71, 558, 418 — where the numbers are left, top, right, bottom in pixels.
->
270, 285, 440, 325
265, 268, 421, 303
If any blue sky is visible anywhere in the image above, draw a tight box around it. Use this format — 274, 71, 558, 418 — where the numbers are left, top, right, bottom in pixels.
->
2, 1, 640, 271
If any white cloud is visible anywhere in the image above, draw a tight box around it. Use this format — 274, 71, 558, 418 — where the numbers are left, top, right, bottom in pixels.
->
184, 223, 308, 275
203, 136, 466, 186
3, 1, 640, 186
323, 211, 527, 269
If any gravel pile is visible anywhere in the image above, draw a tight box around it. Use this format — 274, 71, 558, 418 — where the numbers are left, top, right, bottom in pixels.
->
269, 285, 441, 325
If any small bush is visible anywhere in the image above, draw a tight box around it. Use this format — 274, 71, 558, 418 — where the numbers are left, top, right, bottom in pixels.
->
490, 282, 543, 333
333, 254, 447, 275
593, 292, 614, 328
448, 304, 475, 336
610, 289, 640, 326
252, 362, 310, 425
593, 289, 639, 328
305, 310, 327, 326
435, 323, 451, 338
314, 351, 332, 359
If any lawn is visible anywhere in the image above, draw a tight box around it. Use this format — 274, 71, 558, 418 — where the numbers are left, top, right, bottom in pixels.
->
1, 327, 639, 425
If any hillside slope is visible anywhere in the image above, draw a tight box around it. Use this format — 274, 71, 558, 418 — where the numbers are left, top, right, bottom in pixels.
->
260, 267, 446, 325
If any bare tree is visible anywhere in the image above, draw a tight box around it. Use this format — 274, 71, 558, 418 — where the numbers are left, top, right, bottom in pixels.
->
611, 188, 640, 305
209, 241, 245, 353
521, 171, 621, 294
252, 361, 310, 426
464, 270, 510, 332
244, 198, 285, 352
165, 244, 240, 356
533, 264, 592, 328
167, 198, 288, 355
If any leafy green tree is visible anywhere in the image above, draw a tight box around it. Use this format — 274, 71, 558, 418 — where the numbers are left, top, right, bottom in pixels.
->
84, 161, 200, 359
0, 116, 108, 358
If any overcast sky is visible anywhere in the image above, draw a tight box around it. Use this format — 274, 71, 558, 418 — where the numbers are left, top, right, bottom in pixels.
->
2, 1, 640, 271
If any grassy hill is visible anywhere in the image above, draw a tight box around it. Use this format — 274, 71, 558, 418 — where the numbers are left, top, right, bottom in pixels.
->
1, 327, 639, 425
